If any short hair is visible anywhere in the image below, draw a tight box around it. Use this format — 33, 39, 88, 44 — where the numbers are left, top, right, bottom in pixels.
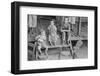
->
65, 17, 69, 20
51, 19, 55, 22
64, 17, 69, 22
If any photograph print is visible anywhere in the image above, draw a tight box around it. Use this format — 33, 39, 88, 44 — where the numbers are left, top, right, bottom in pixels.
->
11, 2, 97, 74
28, 15, 88, 61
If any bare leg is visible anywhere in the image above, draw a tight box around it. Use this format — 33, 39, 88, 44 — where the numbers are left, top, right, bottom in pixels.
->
45, 47, 48, 59
49, 35, 54, 46
49, 41, 53, 46
43, 43, 48, 59
38, 46, 43, 55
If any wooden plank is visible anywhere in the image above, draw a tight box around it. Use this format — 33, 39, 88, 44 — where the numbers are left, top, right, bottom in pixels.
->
70, 37, 87, 40
47, 45, 70, 48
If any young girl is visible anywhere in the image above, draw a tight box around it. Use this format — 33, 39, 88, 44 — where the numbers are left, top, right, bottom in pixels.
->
48, 20, 59, 46
35, 29, 48, 59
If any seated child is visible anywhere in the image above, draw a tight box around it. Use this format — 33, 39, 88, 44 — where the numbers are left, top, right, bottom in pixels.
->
61, 17, 71, 45
35, 29, 48, 59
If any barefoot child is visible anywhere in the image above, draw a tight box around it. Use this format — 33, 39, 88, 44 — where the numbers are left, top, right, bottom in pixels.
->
35, 29, 48, 59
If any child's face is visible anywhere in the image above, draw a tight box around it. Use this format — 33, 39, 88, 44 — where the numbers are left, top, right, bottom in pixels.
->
65, 18, 69, 23
50, 21, 54, 25
41, 30, 45, 35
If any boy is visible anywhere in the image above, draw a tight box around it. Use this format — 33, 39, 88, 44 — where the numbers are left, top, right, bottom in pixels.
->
61, 17, 71, 45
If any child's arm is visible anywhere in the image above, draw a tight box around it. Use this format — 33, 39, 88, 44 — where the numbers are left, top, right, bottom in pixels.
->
35, 35, 40, 40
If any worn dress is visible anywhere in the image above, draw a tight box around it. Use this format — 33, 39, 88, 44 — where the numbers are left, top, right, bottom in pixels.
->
48, 24, 59, 45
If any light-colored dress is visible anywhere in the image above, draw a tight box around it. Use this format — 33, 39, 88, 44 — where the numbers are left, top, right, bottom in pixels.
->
48, 24, 59, 44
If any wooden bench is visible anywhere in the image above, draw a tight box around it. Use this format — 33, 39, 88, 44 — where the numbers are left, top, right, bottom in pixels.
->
47, 44, 75, 59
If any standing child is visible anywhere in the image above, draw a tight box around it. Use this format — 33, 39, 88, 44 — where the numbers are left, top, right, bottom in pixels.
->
48, 20, 59, 46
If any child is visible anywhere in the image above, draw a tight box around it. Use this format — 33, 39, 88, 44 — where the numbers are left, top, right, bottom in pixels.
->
48, 20, 59, 46
35, 29, 48, 59
61, 17, 71, 45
